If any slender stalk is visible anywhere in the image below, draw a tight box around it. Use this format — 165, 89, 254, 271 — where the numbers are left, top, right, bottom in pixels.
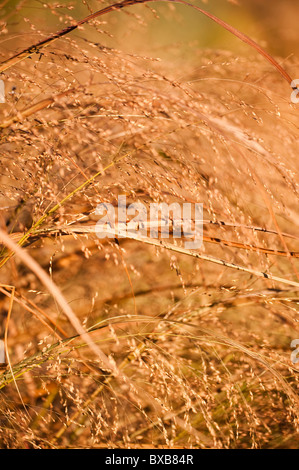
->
0, 0, 297, 91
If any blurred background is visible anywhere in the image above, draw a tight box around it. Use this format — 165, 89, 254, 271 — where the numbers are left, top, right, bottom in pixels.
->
0, 0, 298, 60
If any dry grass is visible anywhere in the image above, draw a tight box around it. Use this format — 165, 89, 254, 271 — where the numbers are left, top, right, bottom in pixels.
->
0, 0, 298, 449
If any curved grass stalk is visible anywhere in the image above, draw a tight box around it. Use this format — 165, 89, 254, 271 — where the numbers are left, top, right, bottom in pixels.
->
0, 231, 213, 445
9, 224, 299, 258
0, 0, 297, 91
0, 229, 123, 377
10, 224, 299, 289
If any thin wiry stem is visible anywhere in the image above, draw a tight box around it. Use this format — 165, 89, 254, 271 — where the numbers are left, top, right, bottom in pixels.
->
0, 0, 297, 91
14, 224, 299, 289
